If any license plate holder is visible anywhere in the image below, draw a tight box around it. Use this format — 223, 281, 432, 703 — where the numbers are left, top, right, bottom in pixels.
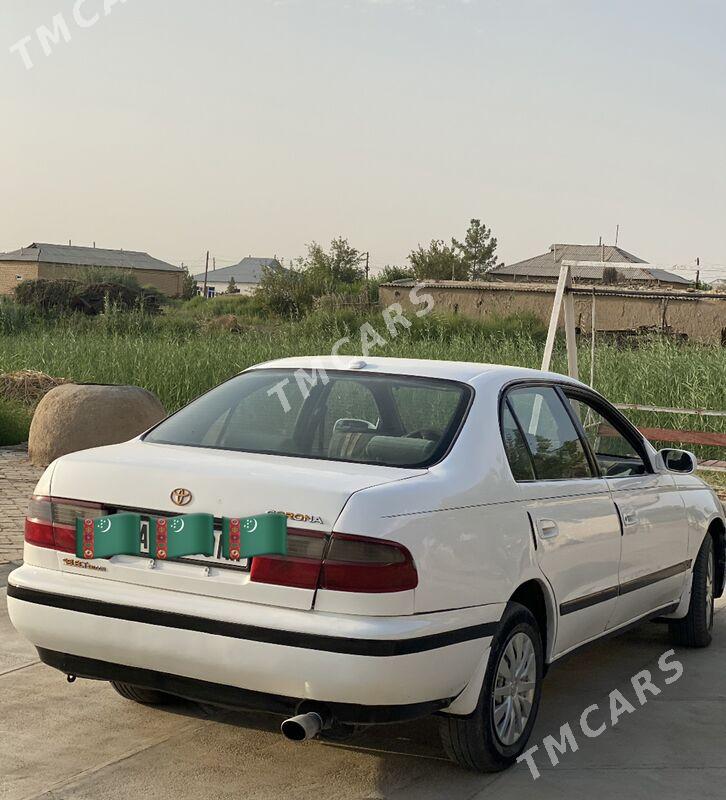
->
139, 516, 251, 570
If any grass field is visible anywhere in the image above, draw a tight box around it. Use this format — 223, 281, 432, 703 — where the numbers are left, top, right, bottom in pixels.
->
0, 309, 724, 463
0, 321, 724, 410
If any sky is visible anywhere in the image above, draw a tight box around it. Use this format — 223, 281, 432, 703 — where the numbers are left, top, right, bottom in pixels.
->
2, 0, 726, 278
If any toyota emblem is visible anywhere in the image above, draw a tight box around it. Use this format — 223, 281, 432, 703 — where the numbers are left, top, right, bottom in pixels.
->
171, 488, 193, 507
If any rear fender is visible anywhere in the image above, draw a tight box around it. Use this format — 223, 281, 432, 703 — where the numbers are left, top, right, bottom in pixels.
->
441, 575, 557, 716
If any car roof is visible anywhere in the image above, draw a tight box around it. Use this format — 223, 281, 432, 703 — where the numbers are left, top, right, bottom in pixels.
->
253, 355, 587, 389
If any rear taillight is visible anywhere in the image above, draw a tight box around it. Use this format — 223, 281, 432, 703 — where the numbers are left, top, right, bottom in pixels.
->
25, 496, 107, 554
250, 529, 418, 593
250, 529, 327, 590
319, 533, 418, 593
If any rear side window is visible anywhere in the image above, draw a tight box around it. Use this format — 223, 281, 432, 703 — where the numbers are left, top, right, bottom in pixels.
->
392, 384, 463, 435
504, 387, 593, 481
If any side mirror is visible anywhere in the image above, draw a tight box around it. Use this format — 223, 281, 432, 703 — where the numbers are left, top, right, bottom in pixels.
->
659, 448, 698, 475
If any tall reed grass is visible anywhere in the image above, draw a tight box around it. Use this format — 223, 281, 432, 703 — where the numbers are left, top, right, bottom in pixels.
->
0, 320, 724, 419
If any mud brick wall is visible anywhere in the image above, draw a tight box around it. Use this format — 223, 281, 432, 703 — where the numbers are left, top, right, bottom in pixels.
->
380, 282, 726, 345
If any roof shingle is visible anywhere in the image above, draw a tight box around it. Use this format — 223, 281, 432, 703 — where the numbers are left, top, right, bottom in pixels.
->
0, 243, 182, 272
492, 244, 689, 285
192, 257, 283, 284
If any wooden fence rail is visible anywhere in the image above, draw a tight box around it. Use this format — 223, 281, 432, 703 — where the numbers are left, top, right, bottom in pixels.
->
636, 428, 726, 449
614, 403, 726, 419
612, 403, 726, 472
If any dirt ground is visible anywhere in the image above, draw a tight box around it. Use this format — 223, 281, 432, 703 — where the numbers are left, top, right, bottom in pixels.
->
3, 579, 726, 800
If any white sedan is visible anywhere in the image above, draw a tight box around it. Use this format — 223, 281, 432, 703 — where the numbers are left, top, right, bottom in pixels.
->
8, 356, 725, 771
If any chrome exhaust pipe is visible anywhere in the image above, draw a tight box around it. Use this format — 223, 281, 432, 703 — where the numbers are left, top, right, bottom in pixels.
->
280, 711, 324, 742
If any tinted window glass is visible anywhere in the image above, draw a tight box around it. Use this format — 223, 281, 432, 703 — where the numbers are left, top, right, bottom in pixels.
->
145, 369, 471, 469
392, 384, 463, 437
507, 387, 593, 480
502, 404, 536, 481
204, 379, 304, 451
567, 397, 647, 478
320, 380, 380, 459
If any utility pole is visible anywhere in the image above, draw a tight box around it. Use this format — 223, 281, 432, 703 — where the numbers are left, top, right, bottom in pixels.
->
365, 251, 370, 305
202, 251, 210, 298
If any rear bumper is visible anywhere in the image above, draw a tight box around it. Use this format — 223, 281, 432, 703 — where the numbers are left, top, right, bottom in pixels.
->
7, 565, 502, 720
35, 648, 444, 724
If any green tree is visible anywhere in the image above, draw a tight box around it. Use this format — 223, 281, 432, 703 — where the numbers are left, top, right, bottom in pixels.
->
376, 265, 416, 284
305, 237, 365, 291
180, 267, 198, 300
226, 276, 239, 294
255, 264, 316, 317
254, 237, 366, 317
452, 218, 500, 279
408, 240, 467, 281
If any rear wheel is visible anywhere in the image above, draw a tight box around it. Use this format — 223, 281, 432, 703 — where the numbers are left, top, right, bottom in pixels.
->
669, 534, 715, 648
439, 602, 543, 772
110, 681, 171, 705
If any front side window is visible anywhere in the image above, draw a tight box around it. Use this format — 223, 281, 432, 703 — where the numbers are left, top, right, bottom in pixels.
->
144, 369, 472, 469
505, 387, 593, 480
566, 396, 648, 478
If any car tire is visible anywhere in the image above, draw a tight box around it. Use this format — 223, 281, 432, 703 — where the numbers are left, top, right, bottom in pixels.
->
110, 681, 172, 705
669, 534, 715, 648
439, 601, 544, 772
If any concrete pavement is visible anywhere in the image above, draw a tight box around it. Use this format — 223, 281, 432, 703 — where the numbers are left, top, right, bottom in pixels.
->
0, 448, 41, 566
2, 583, 725, 800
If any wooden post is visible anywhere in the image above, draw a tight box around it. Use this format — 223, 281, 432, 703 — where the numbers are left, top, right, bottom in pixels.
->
365, 251, 370, 306
541, 262, 578, 379
563, 286, 578, 379
202, 250, 210, 299
589, 289, 596, 388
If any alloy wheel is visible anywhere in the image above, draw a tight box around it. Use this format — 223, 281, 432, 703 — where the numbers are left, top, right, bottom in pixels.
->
706, 546, 715, 630
492, 631, 537, 746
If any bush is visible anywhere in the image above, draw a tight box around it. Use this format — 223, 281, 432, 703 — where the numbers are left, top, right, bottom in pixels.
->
14, 278, 163, 316
254, 268, 319, 318
0, 398, 32, 446
0, 298, 38, 334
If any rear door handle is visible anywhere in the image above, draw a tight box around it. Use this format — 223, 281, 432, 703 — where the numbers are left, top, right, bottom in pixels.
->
622, 511, 638, 527
537, 519, 560, 539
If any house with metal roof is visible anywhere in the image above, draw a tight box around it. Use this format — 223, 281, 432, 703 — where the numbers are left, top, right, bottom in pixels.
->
490, 244, 691, 288
192, 257, 283, 297
0, 242, 184, 297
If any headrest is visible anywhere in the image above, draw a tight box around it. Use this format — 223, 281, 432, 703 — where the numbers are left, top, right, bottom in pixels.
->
365, 435, 435, 466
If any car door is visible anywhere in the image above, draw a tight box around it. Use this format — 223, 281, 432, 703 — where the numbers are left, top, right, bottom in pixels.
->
503, 385, 623, 657
564, 390, 689, 628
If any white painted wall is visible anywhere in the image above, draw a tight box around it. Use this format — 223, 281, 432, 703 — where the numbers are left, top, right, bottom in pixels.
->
198, 281, 257, 297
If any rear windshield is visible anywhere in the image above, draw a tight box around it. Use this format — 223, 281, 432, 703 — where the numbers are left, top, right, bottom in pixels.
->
144, 369, 472, 468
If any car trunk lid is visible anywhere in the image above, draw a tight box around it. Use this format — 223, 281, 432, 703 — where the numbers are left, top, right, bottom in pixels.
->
50, 439, 424, 609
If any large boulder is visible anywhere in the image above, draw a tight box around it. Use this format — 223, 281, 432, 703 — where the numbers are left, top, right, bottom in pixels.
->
29, 384, 166, 467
